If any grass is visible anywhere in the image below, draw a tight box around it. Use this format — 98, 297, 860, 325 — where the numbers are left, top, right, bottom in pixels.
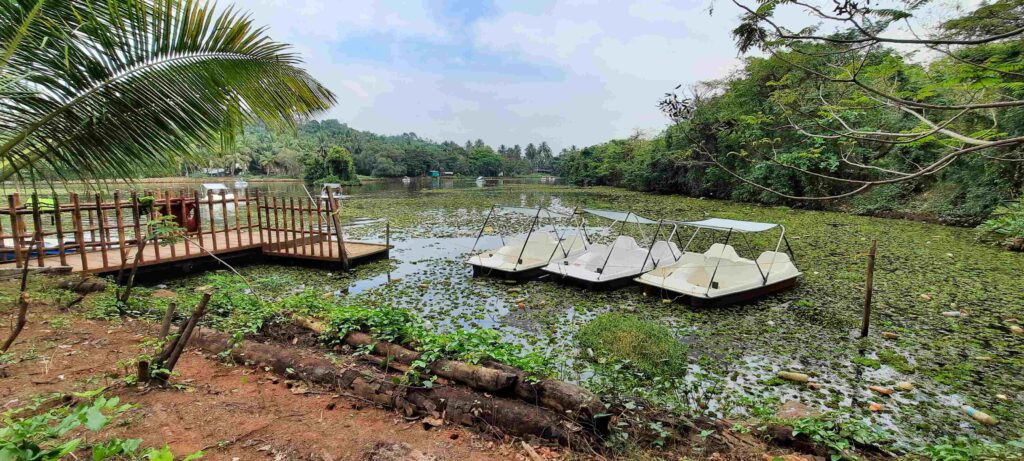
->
578, 313, 688, 377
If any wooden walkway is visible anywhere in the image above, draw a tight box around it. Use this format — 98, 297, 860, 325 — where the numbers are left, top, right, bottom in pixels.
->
0, 189, 389, 276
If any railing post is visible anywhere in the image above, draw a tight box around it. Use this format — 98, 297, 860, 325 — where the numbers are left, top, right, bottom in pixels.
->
94, 194, 109, 269
7, 195, 23, 268
71, 193, 88, 271
52, 194, 67, 266
30, 193, 45, 267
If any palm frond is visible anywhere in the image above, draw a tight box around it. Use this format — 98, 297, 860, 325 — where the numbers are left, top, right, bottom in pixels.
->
0, 0, 336, 181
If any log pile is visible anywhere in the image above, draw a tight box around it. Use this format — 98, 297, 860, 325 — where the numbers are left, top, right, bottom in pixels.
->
189, 329, 591, 446
291, 315, 609, 435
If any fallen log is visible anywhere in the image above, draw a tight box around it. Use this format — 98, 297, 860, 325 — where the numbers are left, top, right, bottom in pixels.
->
289, 314, 604, 426
481, 359, 609, 434
189, 329, 586, 446
57, 278, 107, 294
343, 331, 517, 393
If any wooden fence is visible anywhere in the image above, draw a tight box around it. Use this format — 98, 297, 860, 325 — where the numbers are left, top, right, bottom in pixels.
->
0, 187, 388, 274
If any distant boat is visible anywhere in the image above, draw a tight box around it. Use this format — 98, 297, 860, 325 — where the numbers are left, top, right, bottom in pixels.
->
201, 183, 235, 202
320, 183, 351, 200
234, 179, 249, 189
402, 176, 411, 184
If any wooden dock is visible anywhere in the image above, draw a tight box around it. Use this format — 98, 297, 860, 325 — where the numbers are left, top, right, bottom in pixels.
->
0, 188, 390, 277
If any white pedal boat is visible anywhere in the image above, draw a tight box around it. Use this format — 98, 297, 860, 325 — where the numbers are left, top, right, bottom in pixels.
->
543, 209, 681, 289
466, 205, 587, 279
635, 218, 801, 306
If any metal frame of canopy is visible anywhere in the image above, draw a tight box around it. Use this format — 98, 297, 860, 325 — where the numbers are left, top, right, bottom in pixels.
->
671, 218, 797, 294
469, 205, 584, 274
556, 208, 681, 282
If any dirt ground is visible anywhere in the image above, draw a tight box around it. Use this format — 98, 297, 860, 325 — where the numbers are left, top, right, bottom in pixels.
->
0, 299, 529, 461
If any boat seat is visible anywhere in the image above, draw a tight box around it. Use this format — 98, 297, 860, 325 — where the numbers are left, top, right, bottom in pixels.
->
704, 243, 742, 261
649, 241, 681, 265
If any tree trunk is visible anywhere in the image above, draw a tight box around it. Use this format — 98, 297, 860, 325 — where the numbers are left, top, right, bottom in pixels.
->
189, 329, 588, 446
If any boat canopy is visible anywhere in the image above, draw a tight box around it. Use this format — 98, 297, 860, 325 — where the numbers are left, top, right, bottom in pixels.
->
202, 183, 228, 191
584, 208, 658, 224
495, 206, 571, 219
676, 218, 779, 233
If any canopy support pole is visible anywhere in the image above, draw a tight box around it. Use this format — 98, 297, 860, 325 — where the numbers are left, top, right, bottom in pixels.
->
513, 207, 542, 272
640, 219, 665, 271
471, 206, 495, 254
705, 228, 733, 297
596, 212, 631, 280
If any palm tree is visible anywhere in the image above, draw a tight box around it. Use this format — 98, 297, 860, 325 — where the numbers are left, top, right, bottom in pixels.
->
0, 0, 336, 181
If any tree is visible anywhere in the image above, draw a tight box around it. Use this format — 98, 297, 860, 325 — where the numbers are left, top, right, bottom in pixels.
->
305, 146, 356, 183
659, 0, 1024, 200
525, 143, 539, 163
0, 0, 335, 182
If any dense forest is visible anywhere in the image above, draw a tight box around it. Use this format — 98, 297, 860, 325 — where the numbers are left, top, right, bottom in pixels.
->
178, 120, 557, 182
559, 0, 1024, 227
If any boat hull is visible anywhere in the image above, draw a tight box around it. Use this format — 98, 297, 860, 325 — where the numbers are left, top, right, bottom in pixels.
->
469, 263, 546, 281
641, 276, 799, 307
543, 270, 641, 291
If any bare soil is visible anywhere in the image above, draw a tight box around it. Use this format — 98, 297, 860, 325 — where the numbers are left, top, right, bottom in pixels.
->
0, 300, 521, 460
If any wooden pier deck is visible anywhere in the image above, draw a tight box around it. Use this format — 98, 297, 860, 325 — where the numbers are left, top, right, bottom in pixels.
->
0, 188, 390, 277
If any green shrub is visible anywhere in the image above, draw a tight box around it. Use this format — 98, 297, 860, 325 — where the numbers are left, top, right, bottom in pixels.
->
578, 313, 688, 376
977, 197, 1024, 250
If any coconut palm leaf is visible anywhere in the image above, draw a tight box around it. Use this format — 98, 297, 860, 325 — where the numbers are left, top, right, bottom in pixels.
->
0, 0, 336, 181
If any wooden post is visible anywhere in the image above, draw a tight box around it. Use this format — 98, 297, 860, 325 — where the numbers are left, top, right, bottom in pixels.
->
315, 197, 324, 257
130, 192, 145, 263
30, 193, 45, 267
71, 194, 88, 271
52, 195, 67, 266
220, 190, 230, 248
241, 190, 251, 245
860, 240, 877, 339
94, 194, 109, 269
180, 191, 192, 256
248, 189, 258, 245
163, 192, 176, 258
113, 191, 127, 266
326, 187, 349, 270
7, 195, 23, 268
288, 197, 298, 255
193, 190, 203, 250
272, 197, 282, 252
206, 190, 218, 251
305, 200, 314, 256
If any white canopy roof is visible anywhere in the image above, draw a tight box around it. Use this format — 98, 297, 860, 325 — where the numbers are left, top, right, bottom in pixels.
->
202, 183, 228, 191
584, 208, 658, 224
676, 218, 779, 233
495, 206, 571, 219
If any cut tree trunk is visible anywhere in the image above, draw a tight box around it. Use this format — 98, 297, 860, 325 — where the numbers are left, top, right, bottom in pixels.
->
189, 329, 588, 446
288, 315, 604, 428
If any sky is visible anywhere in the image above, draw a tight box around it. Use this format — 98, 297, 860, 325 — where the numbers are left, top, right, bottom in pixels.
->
239, 0, 974, 152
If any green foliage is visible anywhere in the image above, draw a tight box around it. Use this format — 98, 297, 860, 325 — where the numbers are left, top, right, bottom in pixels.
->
977, 196, 1024, 248
0, 0, 335, 182
0, 391, 132, 461
918, 438, 1024, 461
304, 146, 358, 184
578, 313, 688, 376
785, 415, 887, 461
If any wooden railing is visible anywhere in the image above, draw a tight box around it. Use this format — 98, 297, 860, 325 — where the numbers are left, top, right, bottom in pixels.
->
0, 186, 382, 273
258, 188, 350, 268
0, 189, 261, 271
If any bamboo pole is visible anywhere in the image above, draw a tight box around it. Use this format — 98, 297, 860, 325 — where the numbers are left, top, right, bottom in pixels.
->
94, 194, 109, 269
181, 191, 192, 256
248, 189, 258, 245
164, 192, 177, 258
315, 196, 324, 257
30, 193, 45, 267
220, 190, 230, 247
860, 240, 877, 339
7, 195, 23, 268
71, 193, 88, 271
52, 195, 67, 266
113, 191, 127, 266
130, 192, 145, 263
207, 190, 218, 251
